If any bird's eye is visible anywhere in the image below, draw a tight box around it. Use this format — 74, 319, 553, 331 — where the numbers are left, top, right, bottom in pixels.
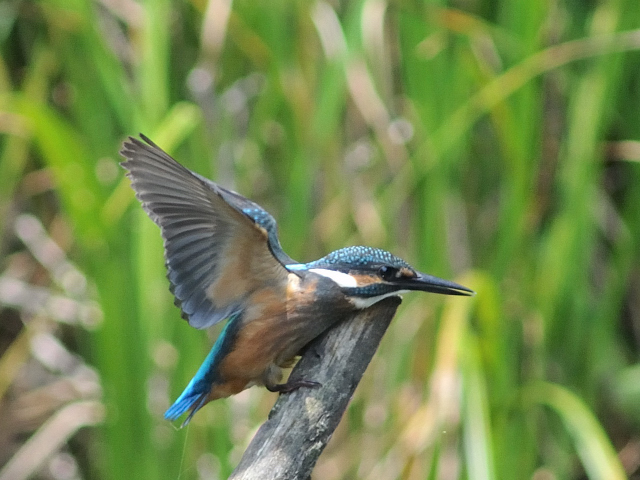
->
379, 266, 399, 281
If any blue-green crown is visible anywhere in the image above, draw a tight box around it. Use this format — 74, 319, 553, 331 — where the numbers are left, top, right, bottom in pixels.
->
296, 246, 412, 272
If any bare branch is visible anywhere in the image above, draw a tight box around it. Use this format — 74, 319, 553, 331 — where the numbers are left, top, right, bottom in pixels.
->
229, 296, 402, 480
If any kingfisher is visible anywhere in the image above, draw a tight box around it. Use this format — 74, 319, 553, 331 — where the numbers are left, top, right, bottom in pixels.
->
120, 134, 473, 426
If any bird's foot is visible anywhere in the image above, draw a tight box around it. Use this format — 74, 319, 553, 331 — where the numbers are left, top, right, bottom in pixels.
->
266, 379, 321, 394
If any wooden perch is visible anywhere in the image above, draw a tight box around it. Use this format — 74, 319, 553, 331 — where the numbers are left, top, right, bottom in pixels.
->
229, 296, 401, 480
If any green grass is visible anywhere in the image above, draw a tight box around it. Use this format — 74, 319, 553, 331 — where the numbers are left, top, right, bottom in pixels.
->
1, 0, 640, 479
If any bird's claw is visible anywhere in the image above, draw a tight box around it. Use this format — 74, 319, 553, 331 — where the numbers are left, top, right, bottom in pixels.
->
266, 379, 322, 393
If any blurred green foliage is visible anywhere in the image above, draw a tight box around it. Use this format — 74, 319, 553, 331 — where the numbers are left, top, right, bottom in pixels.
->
1, 0, 640, 479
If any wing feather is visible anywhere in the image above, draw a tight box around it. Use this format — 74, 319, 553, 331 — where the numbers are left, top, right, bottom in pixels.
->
120, 135, 290, 329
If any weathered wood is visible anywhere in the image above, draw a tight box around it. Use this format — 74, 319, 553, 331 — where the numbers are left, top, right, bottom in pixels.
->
229, 296, 401, 480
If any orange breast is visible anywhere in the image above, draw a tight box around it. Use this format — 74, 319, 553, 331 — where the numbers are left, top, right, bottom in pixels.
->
216, 285, 289, 383
207, 378, 251, 401
214, 272, 353, 393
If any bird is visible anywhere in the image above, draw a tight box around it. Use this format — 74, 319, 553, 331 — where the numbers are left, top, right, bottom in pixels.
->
120, 134, 474, 426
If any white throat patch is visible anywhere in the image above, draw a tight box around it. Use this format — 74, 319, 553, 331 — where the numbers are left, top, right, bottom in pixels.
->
349, 290, 408, 309
309, 268, 408, 309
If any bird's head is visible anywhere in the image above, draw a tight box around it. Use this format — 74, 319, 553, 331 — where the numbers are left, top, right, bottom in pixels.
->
286, 246, 474, 309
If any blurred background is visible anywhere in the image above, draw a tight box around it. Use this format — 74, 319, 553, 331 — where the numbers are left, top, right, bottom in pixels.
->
1, 0, 640, 479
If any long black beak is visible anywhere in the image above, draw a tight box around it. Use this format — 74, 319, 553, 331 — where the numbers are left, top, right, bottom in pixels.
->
404, 272, 475, 296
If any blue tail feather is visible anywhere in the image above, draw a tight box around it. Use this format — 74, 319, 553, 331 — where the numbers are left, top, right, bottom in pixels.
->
164, 377, 209, 425
165, 314, 241, 425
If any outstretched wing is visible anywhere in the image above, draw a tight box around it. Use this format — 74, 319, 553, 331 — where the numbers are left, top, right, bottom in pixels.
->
120, 134, 293, 329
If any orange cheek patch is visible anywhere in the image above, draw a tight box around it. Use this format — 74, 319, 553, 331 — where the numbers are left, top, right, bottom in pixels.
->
349, 274, 378, 285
